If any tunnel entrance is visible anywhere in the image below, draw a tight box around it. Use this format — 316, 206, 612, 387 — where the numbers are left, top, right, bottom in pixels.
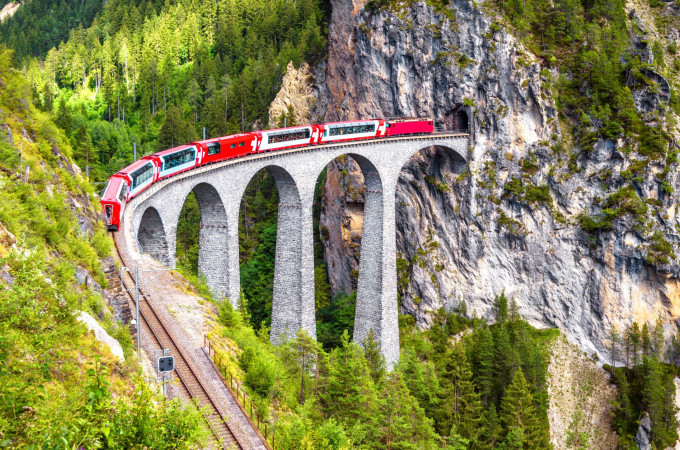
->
444, 105, 469, 132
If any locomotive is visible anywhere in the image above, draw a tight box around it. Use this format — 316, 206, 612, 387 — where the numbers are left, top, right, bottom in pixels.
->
102, 118, 434, 231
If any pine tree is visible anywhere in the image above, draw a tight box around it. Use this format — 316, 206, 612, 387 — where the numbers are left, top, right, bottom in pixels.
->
651, 318, 665, 360
500, 369, 542, 448
280, 329, 322, 405
362, 329, 386, 387
494, 292, 509, 324
374, 371, 438, 449
400, 347, 440, 420
642, 323, 651, 358
479, 405, 503, 449
470, 326, 494, 406
437, 343, 482, 442
630, 323, 641, 367
322, 330, 376, 430
610, 325, 619, 368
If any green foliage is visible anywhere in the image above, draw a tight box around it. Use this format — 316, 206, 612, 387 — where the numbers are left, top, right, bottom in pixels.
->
647, 230, 675, 265
6, 0, 329, 183
495, 0, 672, 178
500, 369, 542, 447
0, 0, 105, 60
579, 185, 648, 233
425, 174, 452, 193
176, 191, 200, 275
316, 292, 357, 350
436, 343, 482, 438
0, 48, 207, 447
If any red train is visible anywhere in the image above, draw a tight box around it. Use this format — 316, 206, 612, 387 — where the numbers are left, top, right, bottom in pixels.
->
102, 118, 434, 231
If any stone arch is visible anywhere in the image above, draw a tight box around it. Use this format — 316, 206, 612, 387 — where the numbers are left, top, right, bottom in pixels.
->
239, 164, 313, 344
178, 182, 231, 300
137, 206, 170, 266
314, 153, 386, 351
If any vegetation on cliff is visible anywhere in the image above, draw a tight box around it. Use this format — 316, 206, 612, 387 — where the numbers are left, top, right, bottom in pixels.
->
0, 46, 207, 447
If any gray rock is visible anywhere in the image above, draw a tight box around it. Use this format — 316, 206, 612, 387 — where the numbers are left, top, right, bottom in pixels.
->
0, 267, 13, 287
76, 311, 125, 361
629, 9, 648, 34
634, 413, 651, 450
631, 68, 671, 115
315, 0, 680, 361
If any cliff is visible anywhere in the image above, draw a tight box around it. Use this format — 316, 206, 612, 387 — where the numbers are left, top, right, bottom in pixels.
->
313, 0, 680, 360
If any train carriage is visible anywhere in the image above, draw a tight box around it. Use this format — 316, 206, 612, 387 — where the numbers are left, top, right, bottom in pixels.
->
196, 133, 257, 165
101, 176, 129, 231
318, 119, 386, 144
253, 125, 320, 152
152, 145, 201, 180
385, 118, 433, 136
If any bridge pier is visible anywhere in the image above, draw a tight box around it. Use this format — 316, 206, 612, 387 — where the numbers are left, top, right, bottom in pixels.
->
195, 183, 231, 300
270, 167, 314, 344
352, 157, 399, 368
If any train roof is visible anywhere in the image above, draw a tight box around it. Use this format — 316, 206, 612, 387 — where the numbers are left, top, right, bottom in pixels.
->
255, 124, 313, 134
193, 133, 251, 146
116, 158, 154, 176
101, 176, 124, 201
321, 119, 379, 126
385, 117, 433, 123
153, 144, 196, 157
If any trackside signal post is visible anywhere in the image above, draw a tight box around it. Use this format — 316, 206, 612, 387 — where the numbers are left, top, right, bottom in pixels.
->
155, 349, 174, 396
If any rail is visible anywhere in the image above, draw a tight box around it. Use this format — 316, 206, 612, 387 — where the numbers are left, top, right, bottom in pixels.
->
111, 233, 243, 449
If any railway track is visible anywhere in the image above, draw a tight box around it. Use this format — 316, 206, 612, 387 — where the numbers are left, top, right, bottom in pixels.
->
110, 232, 243, 449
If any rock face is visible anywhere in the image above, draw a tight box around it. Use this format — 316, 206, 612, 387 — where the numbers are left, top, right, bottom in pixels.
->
315, 0, 680, 360
635, 413, 652, 450
319, 156, 366, 294
546, 335, 618, 449
268, 62, 318, 127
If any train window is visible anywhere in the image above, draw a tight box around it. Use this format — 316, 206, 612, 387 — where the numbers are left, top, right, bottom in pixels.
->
118, 183, 127, 202
163, 148, 195, 171
207, 142, 221, 155
239, 142, 244, 147
131, 163, 153, 189
328, 123, 375, 137
268, 128, 311, 144
230, 143, 236, 148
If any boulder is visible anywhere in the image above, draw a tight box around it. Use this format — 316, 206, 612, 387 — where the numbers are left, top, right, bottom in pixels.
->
76, 311, 125, 362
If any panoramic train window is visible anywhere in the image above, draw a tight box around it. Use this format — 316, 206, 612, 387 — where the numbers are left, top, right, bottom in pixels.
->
131, 163, 153, 189
118, 183, 127, 202
328, 123, 375, 136
268, 129, 311, 144
163, 148, 195, 171
207, 142, 221, 155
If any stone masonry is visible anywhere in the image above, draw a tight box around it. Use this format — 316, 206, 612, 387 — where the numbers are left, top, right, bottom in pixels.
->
123, 135, 468, 367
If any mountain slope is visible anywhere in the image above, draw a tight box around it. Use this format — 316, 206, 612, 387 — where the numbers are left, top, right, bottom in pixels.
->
0, 46, 207, 447
316, 0, 680, 362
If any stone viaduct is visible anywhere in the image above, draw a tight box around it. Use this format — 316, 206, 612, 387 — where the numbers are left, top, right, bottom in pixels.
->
121, 134, 468, 366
